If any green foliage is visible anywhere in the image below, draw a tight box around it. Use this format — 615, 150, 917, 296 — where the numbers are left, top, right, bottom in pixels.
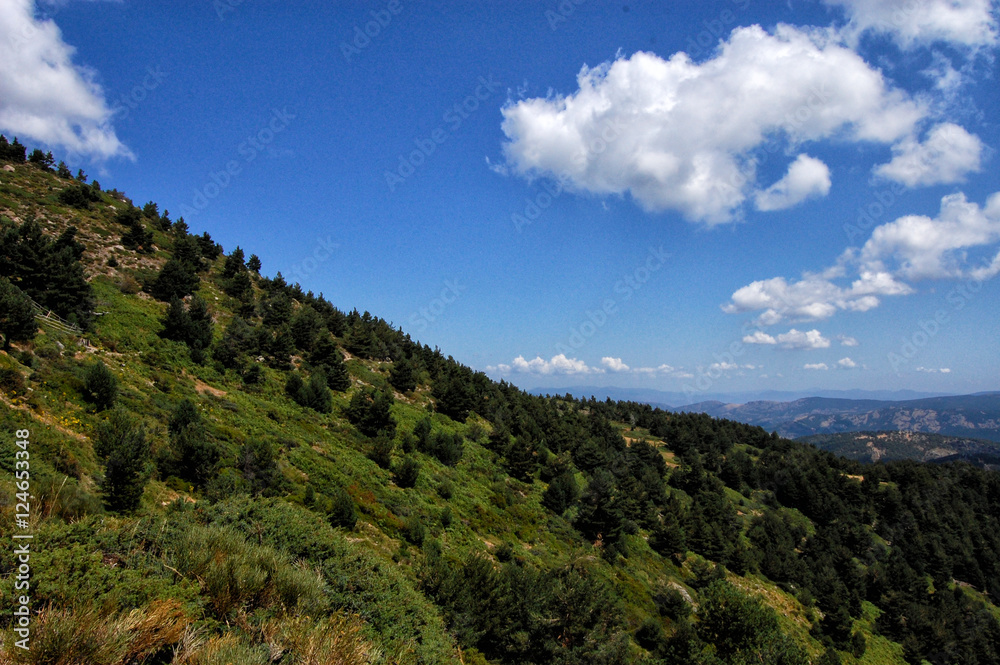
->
236, 439, 283, 496
389, 355, 418, 393
148, 258, 200, 301
247, 253, 262, 273
159, 399, 220, 487
160, 296, 213, 358
696, 580, 808, 665
542, 471, 579, 514
345, 387, 396, 438
0, 277, 37, 350
394, 455, 420, 488
0, 134, 27, 162
421, 430, 464, 467
0, 219, 94, 327
94, 409, 151, 512
367, 432, 394, 469
286, 369, 332, 413
83, 361, 118, 411
328, 484, 357, 530
57, 182, 102, 209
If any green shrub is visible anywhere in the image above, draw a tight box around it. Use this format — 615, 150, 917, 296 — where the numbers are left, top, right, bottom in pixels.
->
83, 361, 118, 411
394, 456, 420, 488
94, 409, 151, 512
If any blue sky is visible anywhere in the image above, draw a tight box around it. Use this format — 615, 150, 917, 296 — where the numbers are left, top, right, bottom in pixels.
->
2, 0, 998, 399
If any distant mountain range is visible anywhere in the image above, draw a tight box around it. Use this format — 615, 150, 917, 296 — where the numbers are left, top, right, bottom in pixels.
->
531, 386, 949, 406
675, 393, 1000, 442
797, 430, 1000, 468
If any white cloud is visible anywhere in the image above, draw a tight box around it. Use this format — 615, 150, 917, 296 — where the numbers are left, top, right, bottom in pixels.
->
500, 25, 924, 224
916, 366, 952, 373
776, 328, 831, 349
838, 335, 859, 346
743, 331, 777, 344
755, 154, 832, 211
601, 356, 630, 372
859, 191, 1000, 279
503, 354, 604, 375
725, 191, 1000, 324
723, 269, 912, 324
825, 0, 999, 49
804, 363, 830, 370
875, 123, 984, 187
0, 0, 130, 160
838, 357, 858, 368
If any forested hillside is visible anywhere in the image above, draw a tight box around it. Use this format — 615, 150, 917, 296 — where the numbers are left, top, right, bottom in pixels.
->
1, 144, 999, 665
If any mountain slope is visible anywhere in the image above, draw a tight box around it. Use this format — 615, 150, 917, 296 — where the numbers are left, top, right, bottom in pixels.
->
678, 393, 1000, 441
797, 430, 1000, 465
2, 152, 1000, 665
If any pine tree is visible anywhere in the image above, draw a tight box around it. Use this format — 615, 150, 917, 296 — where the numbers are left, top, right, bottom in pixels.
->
0, 278, 37, 351
389, 356, 417, 393
345, 388, 396, 438
95, 409, 151, 512
222, 246, 246, 279
160, 297, 192, 342
149, 259, 200, 301
84, 361, 118, 411
329, 484, 357, 529
247, 254, 261, 273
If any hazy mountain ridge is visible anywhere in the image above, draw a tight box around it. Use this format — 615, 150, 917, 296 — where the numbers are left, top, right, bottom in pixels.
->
674, 393, 1000, 442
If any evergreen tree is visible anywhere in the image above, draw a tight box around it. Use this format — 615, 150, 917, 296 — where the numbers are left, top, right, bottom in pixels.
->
345, 388, 396, 438
0, 278, 37, 351
56, 161, 72, 179
162, 399, 219, 487
389, 356, 418, 393
542, 472, 579, 514
149, 258, 200, 301
95, 409, 151, 512
394, 455, 421, 488
221, 246, 246, 279
160, 297, 191, 342
290, 306, 322, 351
329, 484, 357, 529
142, 201, 159, 219
84, 361, 118, 411
247, 254, 261, 273
236, 439, 282, 496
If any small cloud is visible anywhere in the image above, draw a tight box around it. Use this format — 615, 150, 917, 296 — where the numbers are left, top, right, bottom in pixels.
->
485, 155, 509, 176
776, 329, 831, 350
601, 356, 630, 372
743, 331, 777, 345
804, 363, 829, 370
755, 154, 832, 211
838, 335, 859, 347
875, 123, 983, 188
709, 361, 739, 372
838, 357, 857, 368
916, 366, 952, 373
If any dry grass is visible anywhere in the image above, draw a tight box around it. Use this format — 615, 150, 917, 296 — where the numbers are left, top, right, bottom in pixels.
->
1, 599, 189, 665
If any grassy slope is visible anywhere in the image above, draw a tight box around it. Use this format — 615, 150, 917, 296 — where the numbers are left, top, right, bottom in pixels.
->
0, 162, 915, 664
